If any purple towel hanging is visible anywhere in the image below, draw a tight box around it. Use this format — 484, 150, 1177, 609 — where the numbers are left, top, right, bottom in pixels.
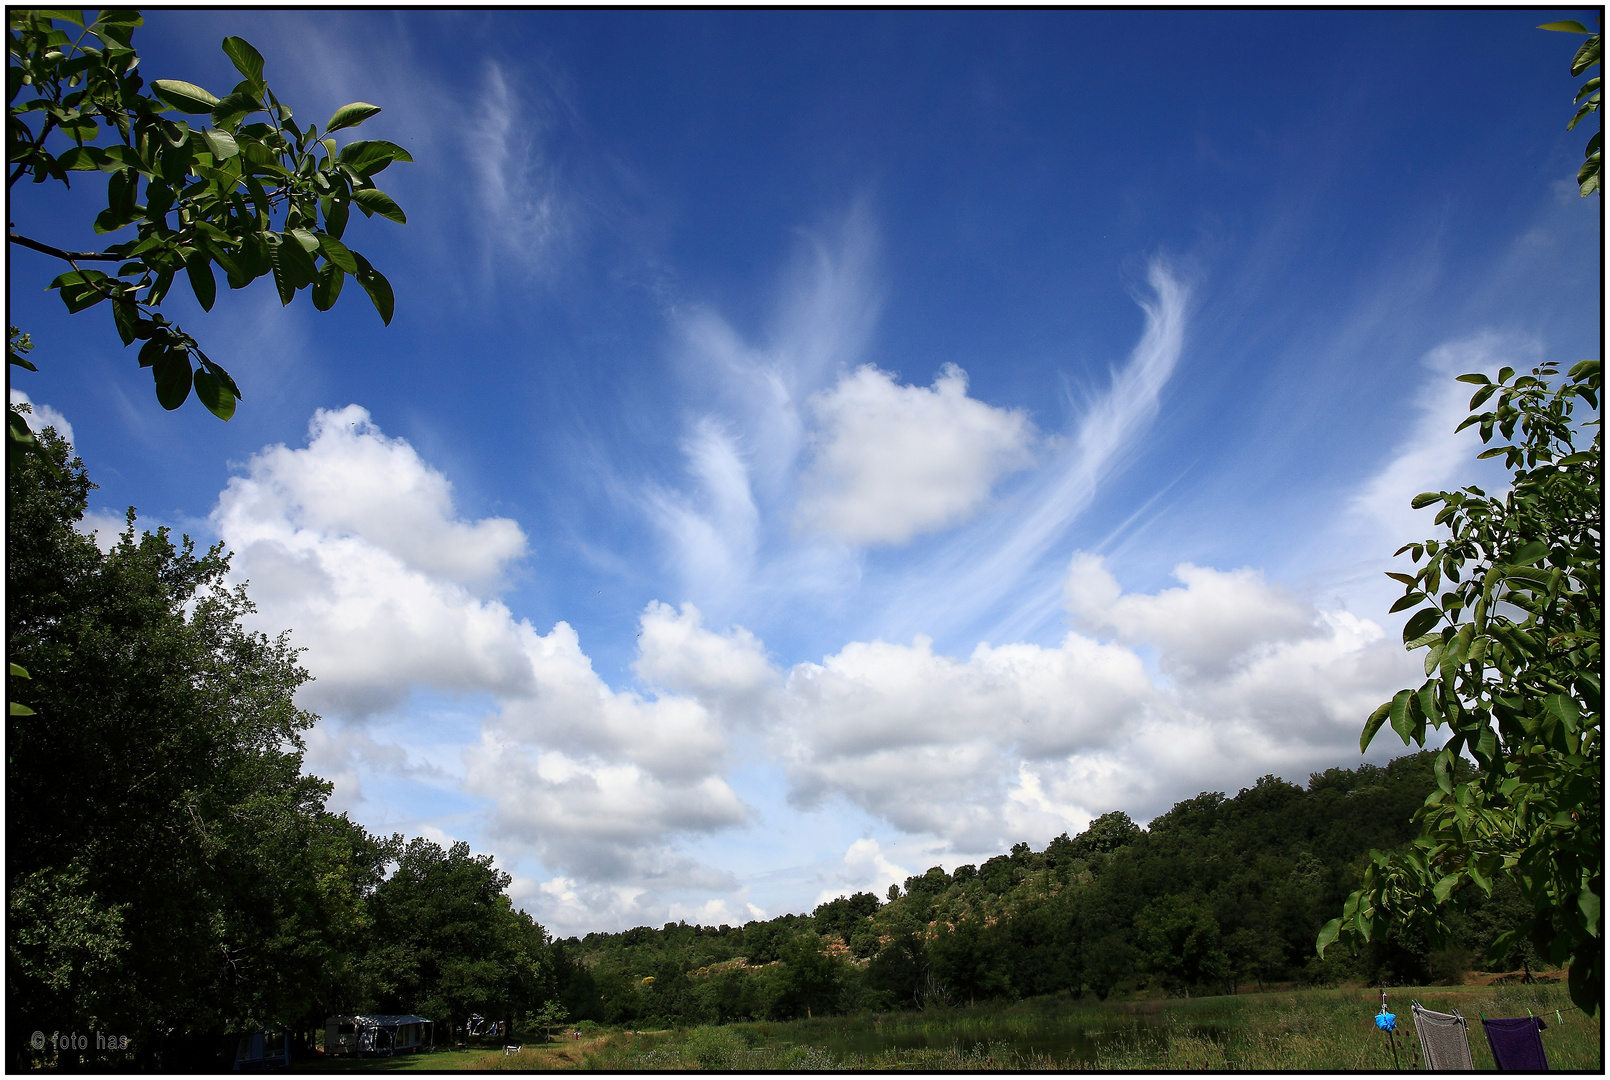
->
1482, 1015, 1549, 1071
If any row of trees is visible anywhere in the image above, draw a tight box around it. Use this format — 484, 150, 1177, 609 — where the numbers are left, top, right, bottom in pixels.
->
6, 433, 557, 1069
544, 750, 1541, 1030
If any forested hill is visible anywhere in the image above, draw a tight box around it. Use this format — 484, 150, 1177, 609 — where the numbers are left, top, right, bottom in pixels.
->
550, 751, 1533, 1026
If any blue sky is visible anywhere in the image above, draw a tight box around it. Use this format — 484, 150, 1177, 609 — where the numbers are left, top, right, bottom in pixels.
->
9, 9, 1600, 934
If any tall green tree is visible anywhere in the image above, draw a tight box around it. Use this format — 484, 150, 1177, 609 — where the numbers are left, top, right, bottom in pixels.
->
7, 8, 410, 445
6, 429, 389, 1067
1318, 357, 1602, 1014
365, 838, 556, 1033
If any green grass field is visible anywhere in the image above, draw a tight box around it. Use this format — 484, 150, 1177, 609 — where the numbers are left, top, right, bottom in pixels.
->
304, 981, 1601, 1071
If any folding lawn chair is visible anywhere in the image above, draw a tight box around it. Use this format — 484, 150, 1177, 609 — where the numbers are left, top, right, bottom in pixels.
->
1411, 1001, 1474, 1071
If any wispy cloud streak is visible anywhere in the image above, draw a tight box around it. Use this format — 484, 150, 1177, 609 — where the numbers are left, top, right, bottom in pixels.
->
871, 260, 1190, 646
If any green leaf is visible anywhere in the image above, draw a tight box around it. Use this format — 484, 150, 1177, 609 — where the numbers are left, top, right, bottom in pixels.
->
1580, 888, 1601, 937
316, 233, 358, 273
1402, 607, 1441, 643
350, 187, 407, 224
1538, 20, 1591, 33
211, 90, 262, 129
289, 227, 321, 256
1570, 36, 1602, 77
1432, 872, 1462, 904
192, 369, 236, 421
221, 36, 265, 88
351, 252, 395, 325
1410, 491, 1443, 509
1545, 693, 1581, 732
57, 145, 108, 171
184, 252, 217, 312
152, 351, 193, 410
9, 662, 31, 679
1362, 700, 1392, 752
326, 102, 382, 133
274, 231, 319, 287
337, 139, 413, 174
1389, 591, 1426, 613
33, 9, 86, 26
1388, 689, 1416, 744
152, 79, 222, 114
1509, 540, 1549, 566
112, 300, 139, 347
1418, 685, 1444, 727
10, 702, 36, 717
202, 128, 240, 159
1315, 917, 1342, 957
311, 263, 345, 311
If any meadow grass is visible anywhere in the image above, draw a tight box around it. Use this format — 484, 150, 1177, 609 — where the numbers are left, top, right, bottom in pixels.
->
306, 981, 1602, 1071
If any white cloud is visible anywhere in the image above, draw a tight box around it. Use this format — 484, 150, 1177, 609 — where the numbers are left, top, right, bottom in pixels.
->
796, 364, 1035, 546
9, 388, 73, 446
774, 629, 1154, 850
466, 739, 747, 882
76, 508, 129, 554
644, 420, 761, 608
633, 601, 777, 719
1065, 553, 1318, 678
868, 259, 1191, 645
1347, 332, 1530, 546
471, 61, 564, 273
767, 547, 1412, 854
220, 405, 526, 591
212, 407, 752, 902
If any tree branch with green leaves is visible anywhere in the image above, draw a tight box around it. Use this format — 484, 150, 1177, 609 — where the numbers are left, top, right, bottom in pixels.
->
7, 8, 410, 422
1317, 358, 1602, 1016
1539, 18, 1602, 196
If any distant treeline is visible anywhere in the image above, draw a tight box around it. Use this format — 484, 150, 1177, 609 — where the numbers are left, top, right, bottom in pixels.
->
6, 433, 1538, 1068
549, 752, 1538, 1028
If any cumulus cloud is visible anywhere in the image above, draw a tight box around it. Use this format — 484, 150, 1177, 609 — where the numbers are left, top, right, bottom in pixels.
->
868, 259, 1191, 645
1065, 553, 1318, 678
220, 405, 526, 591
633, 601, 777, 719
773, 629, 1154, 850
796, 364, 1035, 545
766, 548, 1412, 854
214, 409, 535, 717
211, 407, 751, 901
212, 402, 1406, 888
466, 739, 747, 882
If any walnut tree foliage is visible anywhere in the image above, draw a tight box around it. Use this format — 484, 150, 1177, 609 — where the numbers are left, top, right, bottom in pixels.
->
1317, 357, 1602, 1015
6, 7, 409, 445
1539, 18, 1603, 196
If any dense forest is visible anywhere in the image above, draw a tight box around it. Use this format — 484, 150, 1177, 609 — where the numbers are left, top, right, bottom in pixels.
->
549, 752, 1536, 1029
6, 432, 1540, 1068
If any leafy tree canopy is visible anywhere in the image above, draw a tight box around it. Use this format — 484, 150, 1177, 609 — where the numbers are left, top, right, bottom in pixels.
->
1319, 356, 1602, 1015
